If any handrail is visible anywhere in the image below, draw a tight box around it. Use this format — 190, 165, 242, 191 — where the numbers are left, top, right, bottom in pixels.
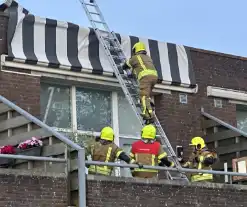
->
201, 107, 247, 138
0, 154, 66, 162
0, 95, 82, 150
86, 160, 247, 177
0, 95, 85, 207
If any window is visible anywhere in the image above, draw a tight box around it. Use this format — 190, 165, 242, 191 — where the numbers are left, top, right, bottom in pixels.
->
40, 83, 140, 137
118, 93, 142, 137
236, 104, 247, 132
179, 93, 187, 104
40, 83, 71, 129
214, 98, 222, 108
40, 82, 146, 177
76, 87, 112, 132
40, 83, 141, 157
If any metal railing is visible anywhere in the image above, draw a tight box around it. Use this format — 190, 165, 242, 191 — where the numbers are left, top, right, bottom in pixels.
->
3, 149, 246, 207
0, 95, 86, 207
82, 150, 247, 180
2, 95, 247, 207
0, 154, 66, 162
201, 107, 247, 137
79, 146, 247, 206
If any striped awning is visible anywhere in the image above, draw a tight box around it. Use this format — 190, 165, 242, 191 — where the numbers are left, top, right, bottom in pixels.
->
2, 1, 196, 88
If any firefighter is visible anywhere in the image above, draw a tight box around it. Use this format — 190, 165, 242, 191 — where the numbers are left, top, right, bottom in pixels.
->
129, 124, 174, 178
86, 126, 141, 176
122, 42, 158, 123
182, 137, 218, 182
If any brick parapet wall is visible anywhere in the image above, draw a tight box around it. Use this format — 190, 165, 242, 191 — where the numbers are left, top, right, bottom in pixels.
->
0, 169, 68, 207
86, 175, 247, 207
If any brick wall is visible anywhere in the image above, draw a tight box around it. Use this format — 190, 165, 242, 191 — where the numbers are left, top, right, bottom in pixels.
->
0, 70, 41, 116
0, 12, 41, 116
155, 49, 247, 156
86, 175, 247, 207
0, 169, 68, 207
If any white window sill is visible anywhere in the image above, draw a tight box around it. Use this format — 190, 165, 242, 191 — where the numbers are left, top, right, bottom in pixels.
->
207, 86, 247, 102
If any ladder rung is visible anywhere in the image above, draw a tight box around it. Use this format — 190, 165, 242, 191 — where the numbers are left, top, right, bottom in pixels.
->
85, 3, 95, 6
126, 86, 138, 91
135, 103, 141, 107
172, 177, 186, 180
130, 94, 139, 98
127, 89, 137, 94
91, 20, 106, 25
102, 36, 117, 42
112, 55, 125, 60
89, 12, 100, 15
108, 46, 121, 51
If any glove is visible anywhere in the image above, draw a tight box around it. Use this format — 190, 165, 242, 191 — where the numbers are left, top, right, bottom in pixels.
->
136, 162, 143, 169
182, 163, 189, 168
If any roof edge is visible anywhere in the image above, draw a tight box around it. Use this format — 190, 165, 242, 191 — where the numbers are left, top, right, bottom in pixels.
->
189, 46, 247, 61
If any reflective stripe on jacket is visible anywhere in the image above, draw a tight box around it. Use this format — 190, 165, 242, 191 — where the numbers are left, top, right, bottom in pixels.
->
184, 147, 217, 182
130, 140, 167, 173
87, 141, 123, 176
191, 173, 213, 182
126, 53, 158, 81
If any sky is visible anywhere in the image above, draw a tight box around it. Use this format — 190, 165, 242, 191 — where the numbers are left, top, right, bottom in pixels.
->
15, 0, 247, 57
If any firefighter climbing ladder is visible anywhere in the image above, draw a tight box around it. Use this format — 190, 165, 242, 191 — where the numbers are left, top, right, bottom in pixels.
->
79, 0, 189, 182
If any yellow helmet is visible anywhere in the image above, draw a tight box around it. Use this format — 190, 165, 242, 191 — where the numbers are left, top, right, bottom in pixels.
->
100, 126, 114, 141
132, 42, 146, 54
189, 137, 205, 149
141, 124, 156, 139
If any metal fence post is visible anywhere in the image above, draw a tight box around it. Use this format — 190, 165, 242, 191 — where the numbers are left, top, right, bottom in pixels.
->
224, 162, 228, 183
78, 148, 86, 207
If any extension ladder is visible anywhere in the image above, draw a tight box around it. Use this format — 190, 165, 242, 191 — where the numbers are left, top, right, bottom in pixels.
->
79, 0, 189, 182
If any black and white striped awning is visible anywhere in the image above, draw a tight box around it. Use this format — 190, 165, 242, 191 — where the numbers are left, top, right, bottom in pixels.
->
2, 0, 196, 88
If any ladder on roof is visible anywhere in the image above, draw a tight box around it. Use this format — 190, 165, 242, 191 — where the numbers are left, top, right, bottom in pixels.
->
79, 0, 189, 182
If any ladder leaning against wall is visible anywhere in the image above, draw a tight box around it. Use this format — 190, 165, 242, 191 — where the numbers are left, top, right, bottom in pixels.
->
79, 0, 188, 182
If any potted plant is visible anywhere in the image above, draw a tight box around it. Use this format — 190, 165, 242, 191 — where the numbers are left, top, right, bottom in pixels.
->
0, 145, 16, 167
16, 137, 43, 156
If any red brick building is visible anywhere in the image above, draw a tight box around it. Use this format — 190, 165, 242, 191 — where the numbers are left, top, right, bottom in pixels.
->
1, 0, 247, 178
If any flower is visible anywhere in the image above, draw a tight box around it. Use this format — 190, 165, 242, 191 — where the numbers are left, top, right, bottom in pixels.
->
0, 145, 16, 154
17, 137, 43, 150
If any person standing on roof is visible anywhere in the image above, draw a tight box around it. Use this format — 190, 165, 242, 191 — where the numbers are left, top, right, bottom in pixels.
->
182, 137, 218, 182
129, 124, 174, 179
86, 126, 141, 176
122, 42, 158, 124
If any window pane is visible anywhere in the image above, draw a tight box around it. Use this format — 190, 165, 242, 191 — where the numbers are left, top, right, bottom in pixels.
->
118, 93, 142, 137
120, 143, 133, 177
76, 87, 112, 132
237, 105, 247, 132
40, 83, 71, 128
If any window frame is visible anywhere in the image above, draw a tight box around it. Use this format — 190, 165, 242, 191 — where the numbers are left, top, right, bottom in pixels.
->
236, 104, 247, 133
42, 83, 141, 145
